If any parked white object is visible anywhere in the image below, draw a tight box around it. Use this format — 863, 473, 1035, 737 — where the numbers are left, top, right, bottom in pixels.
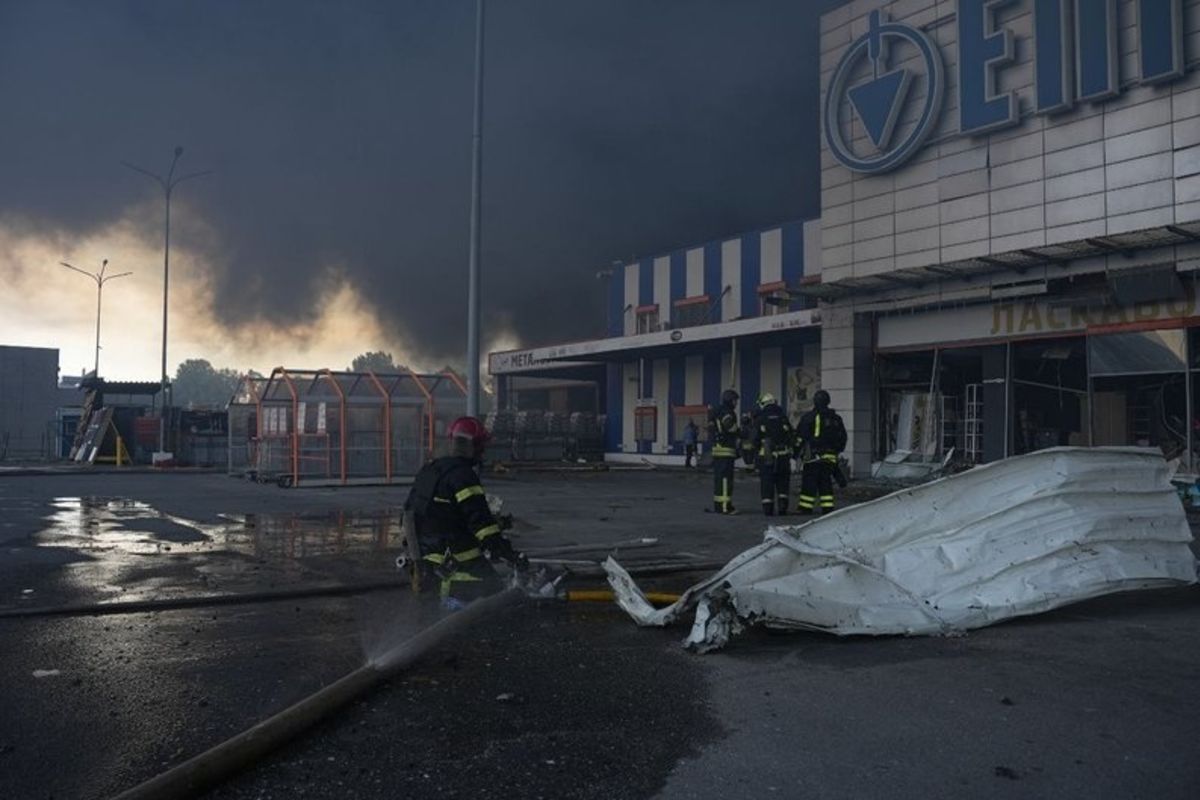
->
606, 447, 1197, 651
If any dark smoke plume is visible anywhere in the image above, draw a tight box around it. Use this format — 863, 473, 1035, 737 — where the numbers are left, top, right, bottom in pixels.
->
0, 0, 842, 363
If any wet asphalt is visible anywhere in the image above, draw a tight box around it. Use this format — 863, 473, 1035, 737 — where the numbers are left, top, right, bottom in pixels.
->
0, 468, 1198, 799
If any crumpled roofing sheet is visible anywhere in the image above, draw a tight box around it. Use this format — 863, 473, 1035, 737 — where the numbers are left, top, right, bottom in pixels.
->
606, 447, 1198, 652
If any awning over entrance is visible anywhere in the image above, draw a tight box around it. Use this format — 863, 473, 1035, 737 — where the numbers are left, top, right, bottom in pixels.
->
488, 308, 820, 376
799, 222, 1200, 302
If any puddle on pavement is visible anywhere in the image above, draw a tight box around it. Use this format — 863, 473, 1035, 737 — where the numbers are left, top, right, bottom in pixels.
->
18, 498, 408, 605
35, 498, 404, 561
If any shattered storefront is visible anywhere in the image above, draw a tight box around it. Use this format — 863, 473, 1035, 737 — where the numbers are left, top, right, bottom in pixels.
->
813, 0, 1200, 477
875, 276, 1200, 473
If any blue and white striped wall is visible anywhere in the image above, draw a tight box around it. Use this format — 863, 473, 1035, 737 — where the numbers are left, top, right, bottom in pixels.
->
609, 219, 821, 337
605, 338, 821, 458
603, 218, 822, 458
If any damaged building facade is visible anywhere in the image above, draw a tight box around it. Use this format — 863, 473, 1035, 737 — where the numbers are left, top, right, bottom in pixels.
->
816, 0, 1200, 475
490, 0, 1200, 474
489, 220, 822, 464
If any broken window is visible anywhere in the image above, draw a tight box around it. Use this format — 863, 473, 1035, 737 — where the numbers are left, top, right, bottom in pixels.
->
758, 282, 792, 316
634, 405, 657, 441
635, 306, 659, 334
1088, 329, 1186, 376
672, 296, 710, 329
1011, 337, 1087, 454
1088, 331, 1187, 458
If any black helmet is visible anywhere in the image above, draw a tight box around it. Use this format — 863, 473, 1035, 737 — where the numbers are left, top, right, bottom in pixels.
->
720, 389, 739, 407
813, 389, 830, 410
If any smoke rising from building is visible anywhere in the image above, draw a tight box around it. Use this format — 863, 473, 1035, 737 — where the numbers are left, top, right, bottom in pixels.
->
0, 0, 839, 368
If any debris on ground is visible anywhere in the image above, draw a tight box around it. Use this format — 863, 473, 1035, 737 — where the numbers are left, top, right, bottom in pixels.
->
31, 670, 61, 679
607, 447, 1198, 652
870, 443, 957, 483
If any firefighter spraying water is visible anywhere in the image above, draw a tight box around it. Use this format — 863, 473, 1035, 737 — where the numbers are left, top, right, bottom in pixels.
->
401, 416, 527, 608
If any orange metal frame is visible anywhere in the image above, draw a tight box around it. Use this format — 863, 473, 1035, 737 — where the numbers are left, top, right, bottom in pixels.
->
255, 367, 470, 485
365, 370, 392, 483
441, 369, 467, 394
404, 368, 435, 457
277, 368, 301, 484
317, 369, 348, 486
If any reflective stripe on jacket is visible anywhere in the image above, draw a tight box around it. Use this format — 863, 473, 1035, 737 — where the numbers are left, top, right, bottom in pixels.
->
711, 407, 741, 458
406, 456, 505, 559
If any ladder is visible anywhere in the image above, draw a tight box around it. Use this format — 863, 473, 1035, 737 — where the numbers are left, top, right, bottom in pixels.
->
964, 383, 984, 463
69, 389, 98, 460
940, 395, 959, 456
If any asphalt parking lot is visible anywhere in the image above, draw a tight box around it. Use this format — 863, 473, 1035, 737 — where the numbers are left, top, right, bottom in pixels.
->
1, 467, 1198, 799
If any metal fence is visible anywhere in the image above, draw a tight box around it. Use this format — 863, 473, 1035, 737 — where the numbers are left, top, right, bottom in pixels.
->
227, 368, 467, 487
486, 410, 606, 462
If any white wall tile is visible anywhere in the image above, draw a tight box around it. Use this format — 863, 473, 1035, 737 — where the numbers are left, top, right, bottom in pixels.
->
991, 230, 1047, 251
1046, 219, 1108, 244
941, 217, 990, 247
940, 193, 990, 223
896, 204, 941, 232
991, 181, 1044, 213
1045, 142, 1105, 177
1104, 97, 1173, 138
1106, 179, 1174, 215
855, 235, 895, 261
1178, 174, 1200, 204
895, 182, 940, 210
1176, 145, 1200, 179
991, 156, 1045, 189
760, 228, 782, 284
854, 214, 895, 240
1107, 206, 1176, 234
623, 263, 638, 336
992, 205, 1045, 237
720, 239, 740, 322
653, 256, 670, 314
1047, 194, 1107, 227
1106, 153, 1173, 189
685, 248, 704, 297
1044, 115, 1104, 153
1045, 167, 1106, 202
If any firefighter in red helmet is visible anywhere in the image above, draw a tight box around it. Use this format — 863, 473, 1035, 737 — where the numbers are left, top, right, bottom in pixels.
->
404, 416, 525, 604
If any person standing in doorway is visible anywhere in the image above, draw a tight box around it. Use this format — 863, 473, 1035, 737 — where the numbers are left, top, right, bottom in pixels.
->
683, 419, 699, 468
750, 393, 794, 515
795, 390, 847, 515
708, 389, 741, 514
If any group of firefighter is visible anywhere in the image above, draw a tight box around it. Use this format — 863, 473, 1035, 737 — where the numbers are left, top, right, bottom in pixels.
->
401, 391, 846, 606
708, 388, 847, 517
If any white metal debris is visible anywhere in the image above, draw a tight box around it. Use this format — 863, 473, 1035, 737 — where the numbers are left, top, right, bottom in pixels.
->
606, 447, 1198, 652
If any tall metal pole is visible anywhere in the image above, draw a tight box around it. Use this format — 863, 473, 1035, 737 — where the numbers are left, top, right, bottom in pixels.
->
95, 276, 103, 375
122, 147, 212, 454
466, 0, 485, 417
60, 259, 132, 378
162, 173, 173, 452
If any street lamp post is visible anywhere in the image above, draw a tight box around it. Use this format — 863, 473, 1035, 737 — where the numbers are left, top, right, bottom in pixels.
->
466, 0, 486, 417
59, 259, 132, 377
122, 147, 212, 455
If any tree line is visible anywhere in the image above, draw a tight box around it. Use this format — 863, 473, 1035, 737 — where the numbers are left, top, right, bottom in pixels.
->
171, 351, 455, 408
